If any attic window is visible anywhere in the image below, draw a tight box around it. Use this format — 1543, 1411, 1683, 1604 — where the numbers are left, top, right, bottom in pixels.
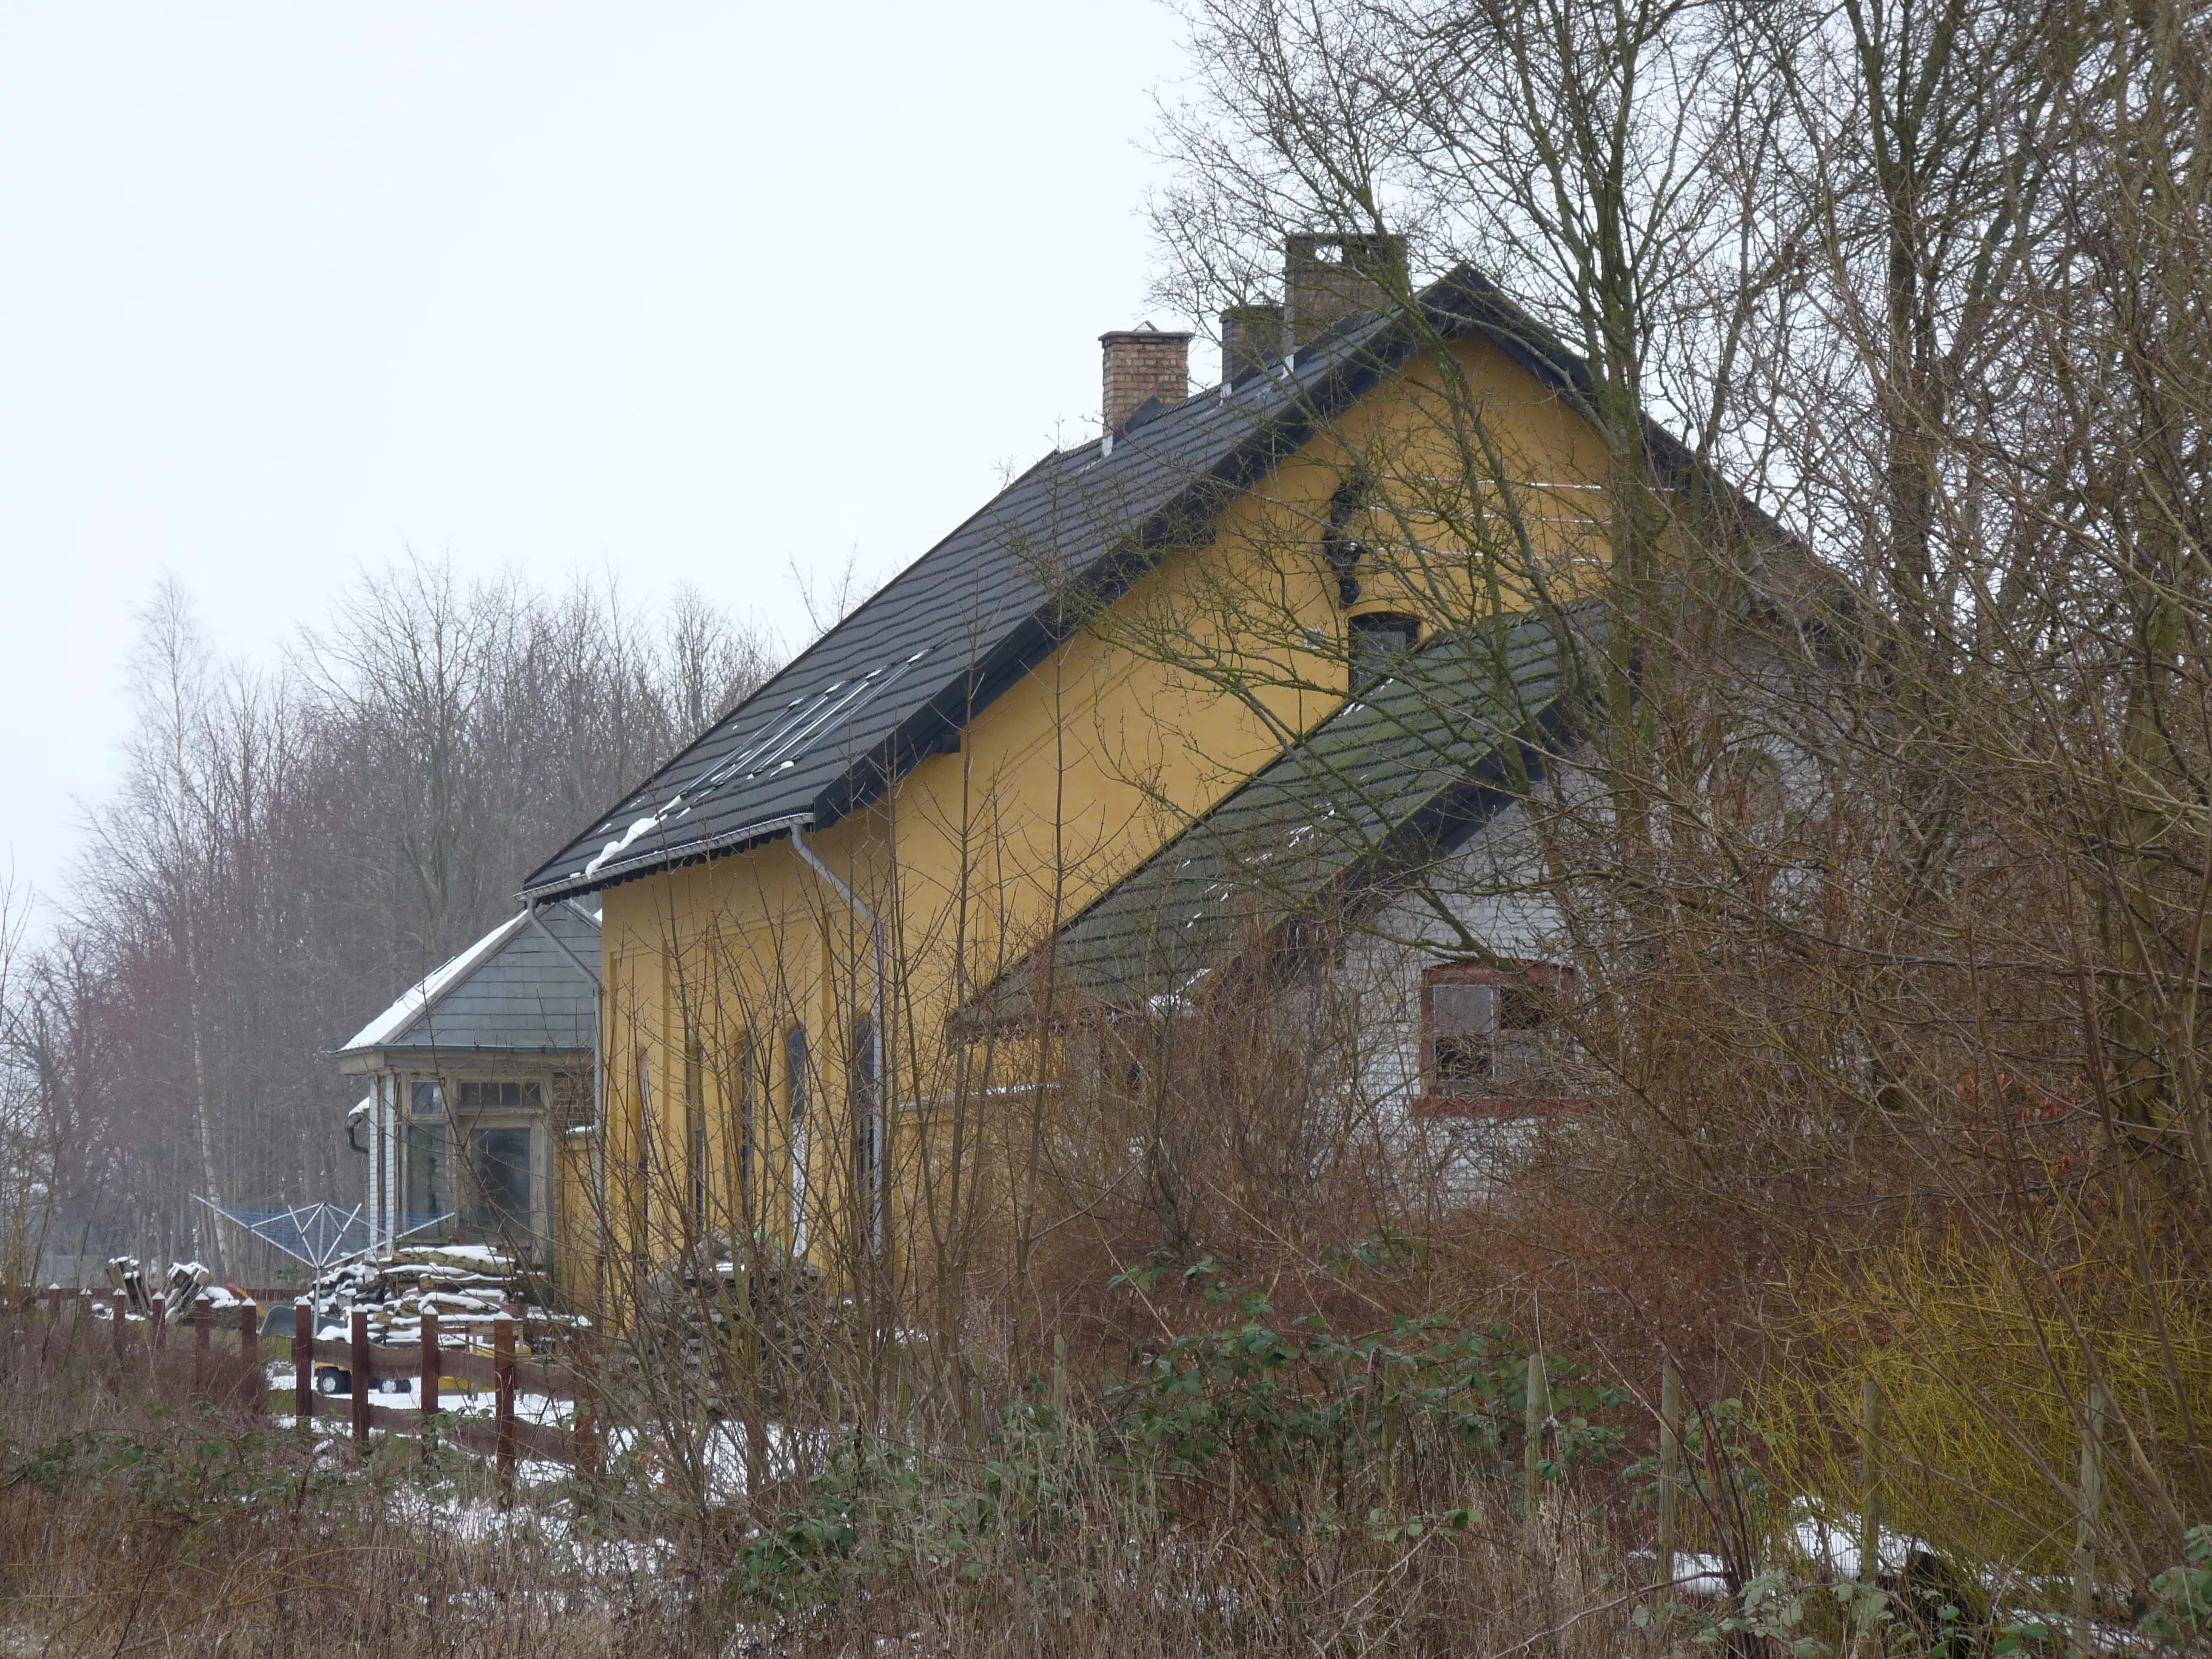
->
1419, 962, 1573, 1115
1349, 612, 1419, 689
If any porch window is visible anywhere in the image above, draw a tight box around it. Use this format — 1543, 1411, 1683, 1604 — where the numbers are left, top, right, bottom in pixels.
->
1418, 963, 1572, 1115
465, 1127, 533, 1235
403, 1121, 447, 1232
457, 1079, 541, 1109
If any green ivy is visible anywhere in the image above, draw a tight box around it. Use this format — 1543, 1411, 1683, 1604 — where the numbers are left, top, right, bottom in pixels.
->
1100, 1254, 1625, 1527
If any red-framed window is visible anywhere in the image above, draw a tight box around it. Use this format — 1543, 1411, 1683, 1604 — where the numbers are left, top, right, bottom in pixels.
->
1413, 961, 1585, 1118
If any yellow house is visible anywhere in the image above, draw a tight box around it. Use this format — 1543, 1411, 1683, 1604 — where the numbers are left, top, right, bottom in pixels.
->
516, 235, 1709, 1312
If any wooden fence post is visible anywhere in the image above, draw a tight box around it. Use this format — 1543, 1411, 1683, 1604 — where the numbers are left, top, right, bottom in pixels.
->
1656, 1361, 1682, 1594
2073, 1382, 2108, 1649
574, 1326, 598, 1477
419, 1309, 440, 1460
239, 1302, 258, 1407
44, 1285, 60, 1324
1849, 1377, 1886, 1659
494, 1314, 516, 1498
1858, 1379, 1884, 1586
1524, 1345, 1548, 1523
294, 1299, 314, 1426
350, 1308, 370, 1447
111, 1290, 128, 1361
193, 1296, 211, 1394
149, 1294, 165, 1350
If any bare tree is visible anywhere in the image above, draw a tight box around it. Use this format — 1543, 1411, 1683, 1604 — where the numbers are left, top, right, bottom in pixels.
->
37, 558, 778, 1280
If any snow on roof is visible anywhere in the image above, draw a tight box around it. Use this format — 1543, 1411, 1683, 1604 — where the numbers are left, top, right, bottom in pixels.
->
340, 912, 532, 1053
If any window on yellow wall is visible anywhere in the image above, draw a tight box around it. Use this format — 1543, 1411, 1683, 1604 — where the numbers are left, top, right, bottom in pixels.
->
735, 1031, 757, 1227
785, 1025, 809, 1252
851, 1012, 880, 1248
685, 1028, 706, 1239
634, 1048, 651, 1258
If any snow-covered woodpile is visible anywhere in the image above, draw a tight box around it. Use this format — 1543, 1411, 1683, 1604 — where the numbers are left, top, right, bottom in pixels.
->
316, 1243, 581, 1352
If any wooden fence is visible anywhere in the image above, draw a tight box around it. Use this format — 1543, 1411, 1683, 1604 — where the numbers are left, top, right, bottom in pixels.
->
16, 1286, 599, 1490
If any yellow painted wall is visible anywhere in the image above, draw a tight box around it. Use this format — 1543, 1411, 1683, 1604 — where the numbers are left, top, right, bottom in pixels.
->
571, 330, 1621, 1303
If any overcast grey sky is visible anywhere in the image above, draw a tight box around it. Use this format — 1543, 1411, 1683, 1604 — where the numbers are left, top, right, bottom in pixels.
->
0, 2, 1195, 920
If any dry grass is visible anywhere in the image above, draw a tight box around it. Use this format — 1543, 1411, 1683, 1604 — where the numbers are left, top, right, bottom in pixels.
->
0, 1297, 1672, 1658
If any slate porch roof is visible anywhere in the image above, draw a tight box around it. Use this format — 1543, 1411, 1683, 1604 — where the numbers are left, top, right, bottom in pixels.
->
337, 902, 600, 1068
518, 264, 1712, 905
974, 606, 1590, 1013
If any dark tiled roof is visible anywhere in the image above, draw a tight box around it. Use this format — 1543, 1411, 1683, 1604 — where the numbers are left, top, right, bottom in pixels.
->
518, 267, 1643, 903
338, 902, 598, 1060
520, 258, 1818, 905
1006, 607, 1586, 1010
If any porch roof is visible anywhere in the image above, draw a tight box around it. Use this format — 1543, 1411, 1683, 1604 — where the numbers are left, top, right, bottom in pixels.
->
337, 902, 598, 1068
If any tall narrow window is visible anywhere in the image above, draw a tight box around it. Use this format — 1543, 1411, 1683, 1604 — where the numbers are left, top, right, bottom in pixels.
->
785, 1024, 809, 1252
736, 1033, 757, 1217
685, 1028, 706, 1238
851, 1011, 879, 1244
405, 1079, 447, 1239
404, 1122, 447, 1236
634, 1048, 652, 1253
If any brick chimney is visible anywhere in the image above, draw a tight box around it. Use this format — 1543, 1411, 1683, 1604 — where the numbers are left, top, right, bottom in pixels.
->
1284, 232, 1409, 350
1100, 324, 1192, 435
1221, 303, 1284, 389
